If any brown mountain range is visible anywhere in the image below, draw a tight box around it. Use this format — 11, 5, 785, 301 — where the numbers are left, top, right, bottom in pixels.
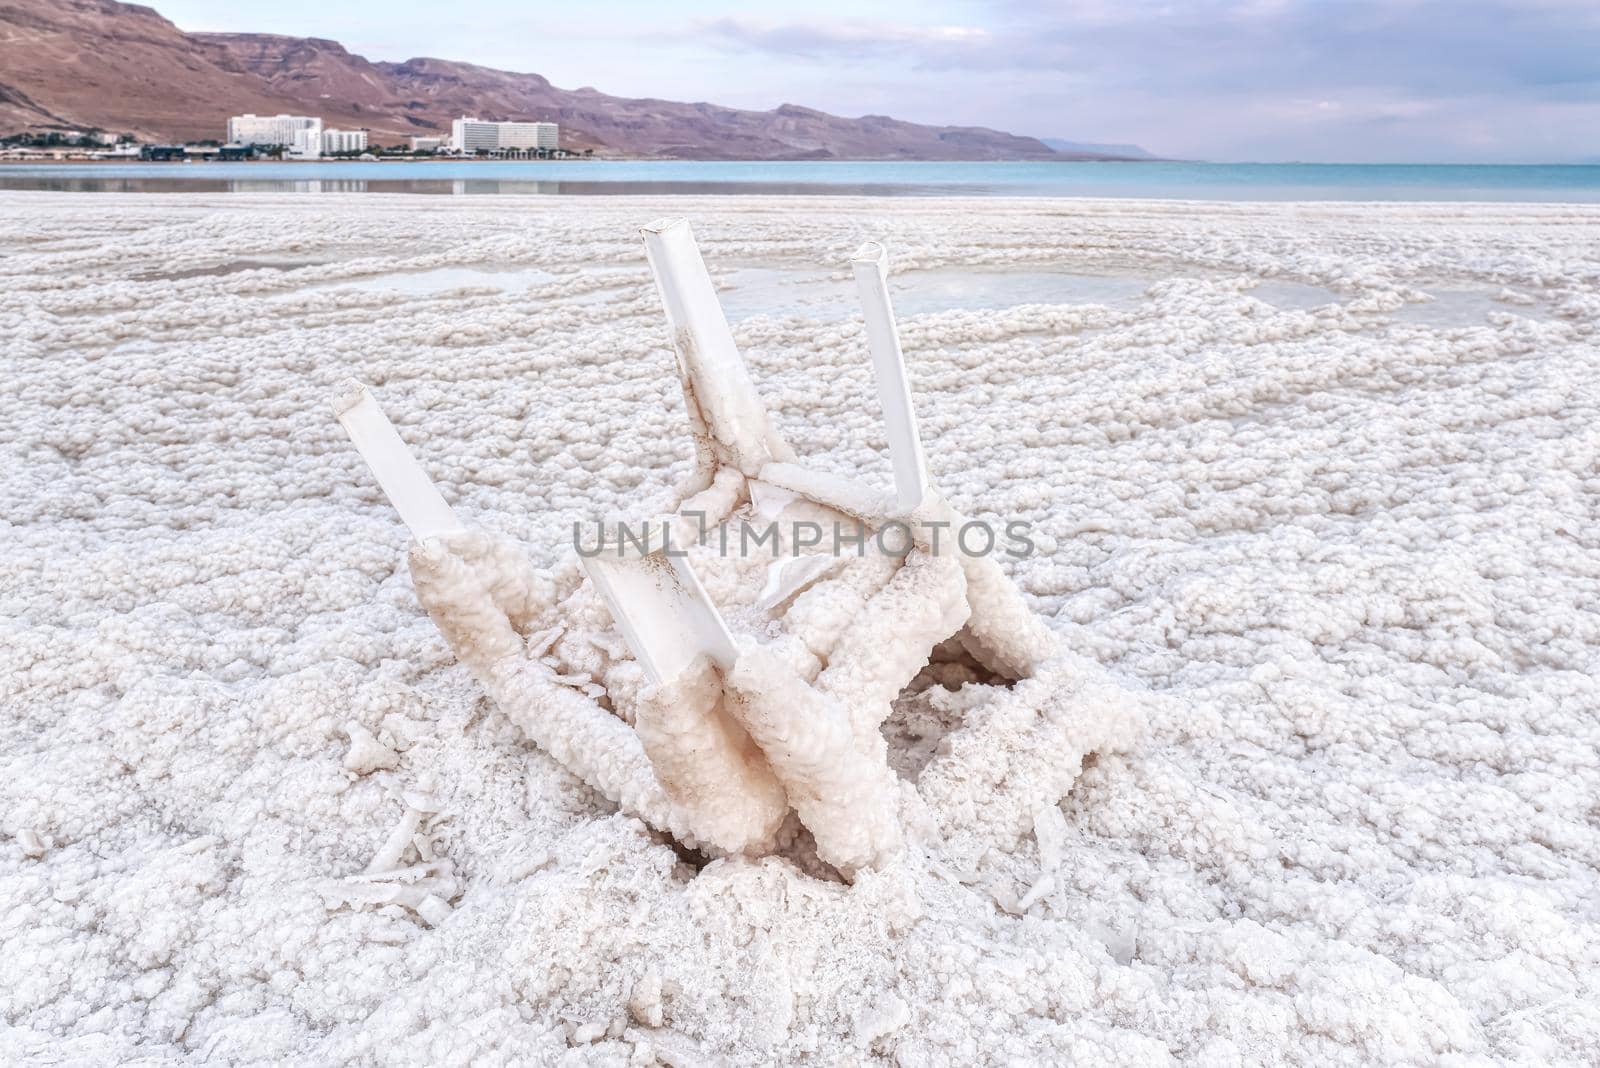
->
0, 0, 1123, 160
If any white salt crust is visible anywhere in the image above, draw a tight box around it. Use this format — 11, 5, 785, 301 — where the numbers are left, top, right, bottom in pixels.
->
2, 193, 1598, 1065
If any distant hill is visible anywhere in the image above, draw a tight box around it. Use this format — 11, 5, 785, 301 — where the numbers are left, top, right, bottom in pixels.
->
1041, 138, 1159, 161
0, 0, 1137, 161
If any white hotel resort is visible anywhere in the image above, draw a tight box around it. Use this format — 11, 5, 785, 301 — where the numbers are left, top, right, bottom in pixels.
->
223, 114, 560, 158
449, 117, 560, 156
224, 115, 367, 158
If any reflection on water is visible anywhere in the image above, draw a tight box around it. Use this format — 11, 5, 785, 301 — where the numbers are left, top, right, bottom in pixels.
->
1248, 280, 1342, 309
0, 175, 988, 197
714, 268, 1548, 327
0, 177, 383, 194
4, 160, 1600, 201
716, 267, 1155, 320
1395, 289, 1553, 325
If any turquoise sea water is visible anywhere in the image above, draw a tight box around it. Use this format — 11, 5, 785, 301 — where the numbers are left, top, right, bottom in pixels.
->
1, 160, 1597, 201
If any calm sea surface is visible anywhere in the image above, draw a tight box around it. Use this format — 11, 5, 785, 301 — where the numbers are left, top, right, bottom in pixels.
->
1, 160, 1597, 201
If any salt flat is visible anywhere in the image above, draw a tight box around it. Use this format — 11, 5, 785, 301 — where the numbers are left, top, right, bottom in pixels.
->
2, 192, 1597, 1065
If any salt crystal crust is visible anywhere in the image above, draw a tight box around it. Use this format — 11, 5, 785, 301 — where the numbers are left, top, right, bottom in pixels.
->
2, 193, 1597, 1065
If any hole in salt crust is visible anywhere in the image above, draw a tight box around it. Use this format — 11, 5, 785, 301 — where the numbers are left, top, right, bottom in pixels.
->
882, 639, 1011, 782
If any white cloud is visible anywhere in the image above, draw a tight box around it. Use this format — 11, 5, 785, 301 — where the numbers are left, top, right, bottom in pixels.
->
695, 0, 1600, 161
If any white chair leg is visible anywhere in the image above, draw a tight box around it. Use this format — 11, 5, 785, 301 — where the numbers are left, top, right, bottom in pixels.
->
581, 549, 738, 686
852, 241, 930, 514
641, 218, 793, 477
333, 379, 463, 541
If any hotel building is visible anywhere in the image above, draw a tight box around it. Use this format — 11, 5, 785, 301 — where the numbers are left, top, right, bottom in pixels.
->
449, 117, 559, 153
322, 129, 369, 155
226, 114, 323, 151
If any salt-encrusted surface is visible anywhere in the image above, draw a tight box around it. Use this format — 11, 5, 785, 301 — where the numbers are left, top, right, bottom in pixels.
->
2, 193, 1598, 1065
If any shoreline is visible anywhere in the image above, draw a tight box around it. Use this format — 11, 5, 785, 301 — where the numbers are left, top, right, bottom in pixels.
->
1, 160, 1598, 203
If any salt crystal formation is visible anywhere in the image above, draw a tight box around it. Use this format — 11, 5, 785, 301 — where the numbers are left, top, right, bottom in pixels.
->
369, 219, 1144, 878
4, 193, 1598, 1065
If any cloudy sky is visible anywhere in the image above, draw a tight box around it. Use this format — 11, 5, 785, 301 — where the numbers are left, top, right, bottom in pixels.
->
156, 0, 1599, 162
